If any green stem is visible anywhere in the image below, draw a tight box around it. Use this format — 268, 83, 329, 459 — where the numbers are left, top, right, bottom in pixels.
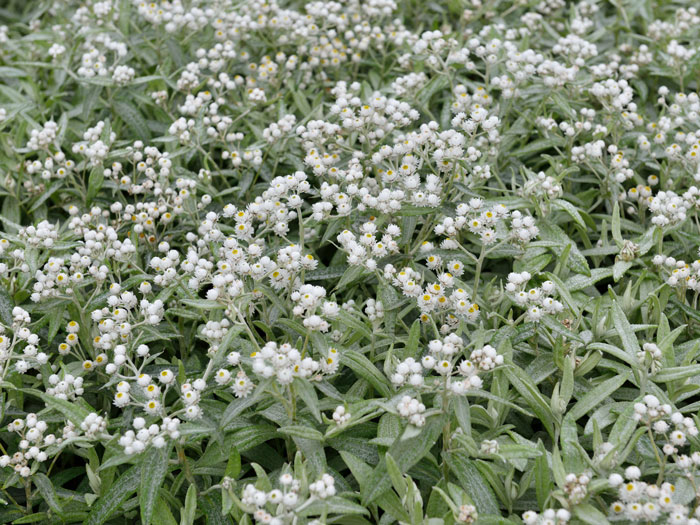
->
24, 479, 31, 513
289, 383, 297, 421
176, 443, 197, 490
236, 309, 261, 352
647, 425, 664, 485
472, 244, 487, 299
441, 378, 451, 482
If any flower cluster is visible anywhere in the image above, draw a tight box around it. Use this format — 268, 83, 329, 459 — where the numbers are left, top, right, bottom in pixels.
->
608, 469, 699, 524
240, 470, 336, 524
633, 394, 699, 455
0, 415, 51, 477
2, 0, 700, 522
506, 273, 565, 322
392, 336, 503, 396
397, 395, 427, 427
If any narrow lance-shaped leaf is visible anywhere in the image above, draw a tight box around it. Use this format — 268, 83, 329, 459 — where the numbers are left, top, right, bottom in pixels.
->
361, 415, 443, 505
181, 483, 197, 525
611, 300, 641, 356
504, 366, 556, 438
567, 373, 629, 421
87, 464, 142, 525
342, 350, 392, 398
140, 445, 171, 525
32, 473, 63, 515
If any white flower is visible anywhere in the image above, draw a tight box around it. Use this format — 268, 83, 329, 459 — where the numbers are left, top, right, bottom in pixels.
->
158, 370, 175, 384
624, 466, 641, 480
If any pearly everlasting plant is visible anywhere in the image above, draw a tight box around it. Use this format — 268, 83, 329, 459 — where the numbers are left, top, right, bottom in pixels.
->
0, 0, 699, 524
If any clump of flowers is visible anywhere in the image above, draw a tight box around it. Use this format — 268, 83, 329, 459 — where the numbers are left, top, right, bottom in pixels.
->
392, 336, 504, 398
2, 0, 700, 523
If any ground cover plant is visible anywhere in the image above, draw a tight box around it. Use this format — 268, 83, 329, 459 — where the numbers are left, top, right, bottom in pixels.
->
0, 0, 699, 523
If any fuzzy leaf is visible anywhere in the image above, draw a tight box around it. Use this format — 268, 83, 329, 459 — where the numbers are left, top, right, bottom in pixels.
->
86, 464, 141, 525
140, 445, 171, 525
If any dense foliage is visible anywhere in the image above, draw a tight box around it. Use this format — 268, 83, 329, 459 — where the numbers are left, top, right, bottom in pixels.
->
1, 0, 700, 523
